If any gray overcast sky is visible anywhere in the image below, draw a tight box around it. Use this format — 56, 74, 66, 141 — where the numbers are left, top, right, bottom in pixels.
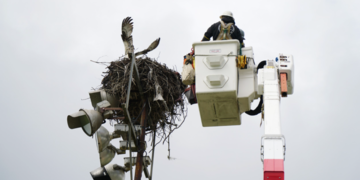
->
1, 0, 359, 179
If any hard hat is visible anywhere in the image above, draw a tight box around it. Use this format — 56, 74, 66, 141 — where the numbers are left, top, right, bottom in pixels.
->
220, 11, 234, 19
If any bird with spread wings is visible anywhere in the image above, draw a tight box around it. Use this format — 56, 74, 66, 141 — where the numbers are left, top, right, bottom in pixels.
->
121, 17, 160, 58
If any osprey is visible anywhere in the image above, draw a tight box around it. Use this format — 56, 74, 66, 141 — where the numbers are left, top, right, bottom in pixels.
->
121, 17, 160, 58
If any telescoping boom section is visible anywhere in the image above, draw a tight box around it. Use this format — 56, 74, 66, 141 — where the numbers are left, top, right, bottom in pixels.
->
192, 40, 294, 180
258, 56, 294, 180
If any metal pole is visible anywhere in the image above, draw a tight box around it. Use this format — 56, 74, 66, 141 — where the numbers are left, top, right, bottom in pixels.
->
149, 129, 156, 180
129, 126, 133, 180
134, 100, 148, 180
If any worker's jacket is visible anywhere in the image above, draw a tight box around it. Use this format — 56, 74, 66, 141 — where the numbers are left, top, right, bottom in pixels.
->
202, 17, 245, 47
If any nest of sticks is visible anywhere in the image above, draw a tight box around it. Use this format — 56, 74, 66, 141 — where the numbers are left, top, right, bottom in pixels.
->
100, 56, 188, 141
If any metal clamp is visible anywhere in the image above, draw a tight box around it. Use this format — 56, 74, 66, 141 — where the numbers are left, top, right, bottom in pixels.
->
260, 134, 286, 162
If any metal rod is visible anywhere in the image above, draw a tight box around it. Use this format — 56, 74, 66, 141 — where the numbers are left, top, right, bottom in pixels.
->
129, 126, 133, 180
126, 52, 145, 108
123, 52, 147, 150
124, 51, 148, 180
149, 129, 156, 180
125, 53, 136, 109
101, 107, 123, 112
134, 100, 148, 180
131, 52, 145, 101
121, 103, 138, 150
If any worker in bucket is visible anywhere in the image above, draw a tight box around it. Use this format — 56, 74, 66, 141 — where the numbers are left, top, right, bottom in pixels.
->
202, 11, 245, 47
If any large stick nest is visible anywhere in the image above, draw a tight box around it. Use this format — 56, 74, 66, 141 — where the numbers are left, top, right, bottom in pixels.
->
101, 56, 187, 139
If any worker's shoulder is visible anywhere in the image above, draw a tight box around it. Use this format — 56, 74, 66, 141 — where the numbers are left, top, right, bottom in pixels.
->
210, 21, 221, 28
233, 24, 241, 30
233, 25, 244, 34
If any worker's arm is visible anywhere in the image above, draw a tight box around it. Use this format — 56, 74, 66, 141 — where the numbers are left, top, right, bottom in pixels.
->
202, 22, 218, 41
233, 26, 245, 47
201, 36, 210, 41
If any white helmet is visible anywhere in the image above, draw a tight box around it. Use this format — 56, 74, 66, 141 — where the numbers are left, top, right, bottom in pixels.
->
220, 11, 234, 19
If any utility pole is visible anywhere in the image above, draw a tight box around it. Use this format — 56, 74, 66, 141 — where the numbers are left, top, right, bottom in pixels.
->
134, 100, 148, 180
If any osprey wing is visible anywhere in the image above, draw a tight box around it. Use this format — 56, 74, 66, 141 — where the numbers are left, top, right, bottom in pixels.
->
121, 17, 134, 56
121, 17, 133, 39
147, 38, 160, 52
135, 38, 160, 57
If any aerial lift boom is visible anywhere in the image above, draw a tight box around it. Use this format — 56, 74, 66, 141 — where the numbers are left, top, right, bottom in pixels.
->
258, 56, 293, 180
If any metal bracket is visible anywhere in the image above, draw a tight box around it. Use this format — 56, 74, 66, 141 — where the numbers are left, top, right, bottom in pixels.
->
260, 134, 286, 162
100, 107, 123, 113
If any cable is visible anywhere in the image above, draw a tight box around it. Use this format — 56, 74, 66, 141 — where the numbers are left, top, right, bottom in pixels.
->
245, 60, 266, 116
